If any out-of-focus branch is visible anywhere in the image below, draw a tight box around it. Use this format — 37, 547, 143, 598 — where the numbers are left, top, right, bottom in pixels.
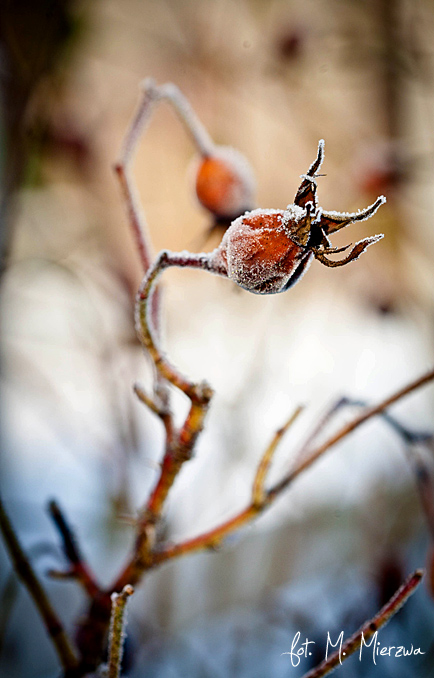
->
0, 498, 78, 671
411, 451, 434, 542
152, 367, 434, 565
0, 572, 19, 659
114, 80, 157, 273
113, 78, 170, 415
151, 81, 214, 156
113, 78, 214, 359
47, 500, 100, 599
272, 366, 434, 495
106, 585, 134, 678
300, 569, 423, 678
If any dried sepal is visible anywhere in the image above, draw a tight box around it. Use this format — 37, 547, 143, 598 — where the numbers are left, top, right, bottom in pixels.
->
320, 195, 386, 234
294, 139, 325, 208
313, 234, 384, 267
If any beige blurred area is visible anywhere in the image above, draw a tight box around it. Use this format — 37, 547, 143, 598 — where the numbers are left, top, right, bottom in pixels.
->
2, 0, 434, 676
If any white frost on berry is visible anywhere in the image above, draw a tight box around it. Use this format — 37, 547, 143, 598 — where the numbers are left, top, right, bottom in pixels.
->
322, 195, 386, 222
281, 203, 306, 234
214, 208, 307, 295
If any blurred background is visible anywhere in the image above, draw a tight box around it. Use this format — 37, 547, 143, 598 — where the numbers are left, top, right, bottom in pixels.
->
1, 0, 434, 676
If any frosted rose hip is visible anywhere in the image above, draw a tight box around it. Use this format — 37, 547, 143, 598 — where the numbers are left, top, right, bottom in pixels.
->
210, 140, 385, 295
215, 208, 313, 294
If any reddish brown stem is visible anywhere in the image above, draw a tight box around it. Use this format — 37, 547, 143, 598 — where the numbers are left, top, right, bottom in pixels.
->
146, 394, 213, 519
48, 500, 100, 599
152, 367, 434, 565
135, 249, 226, 401
300, 570, 423, 678
0, 498, 78, 671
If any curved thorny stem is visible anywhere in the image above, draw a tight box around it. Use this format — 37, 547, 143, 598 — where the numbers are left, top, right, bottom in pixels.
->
107, 249, 228, 592
114, 81, 157, 273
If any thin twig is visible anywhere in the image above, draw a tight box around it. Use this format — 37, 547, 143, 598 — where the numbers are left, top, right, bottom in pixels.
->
288, 397, 348, 473
272, 366, 434, 496
134, 382, 174, 445
154, 82, 215, 156
114, 79, 214, 336
112, 371, 214, 591
152, 367, 434, 565
300, 569, 423, 678
107, 585, 134, 678
0, 498, 78, 670
48, 500, 100, 598
134, 383, 167, 418
135, 249, 226, 401
288, 395, 432, 482
252, 405, 304, 507
145, 393, 213, 519
114, 79, 170, 412
114, 80, 157, 272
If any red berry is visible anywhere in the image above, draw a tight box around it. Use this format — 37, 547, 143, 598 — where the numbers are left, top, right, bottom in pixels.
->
195, 147, 255, 220
213, 207, 313, 294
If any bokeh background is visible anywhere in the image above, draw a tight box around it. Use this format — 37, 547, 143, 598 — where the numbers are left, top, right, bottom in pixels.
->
2, 0, 434, 676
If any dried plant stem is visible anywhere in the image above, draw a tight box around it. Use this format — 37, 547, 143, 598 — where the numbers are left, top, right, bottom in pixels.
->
273, 366, 434, 495
107, 585, 134, 678
252, 405, 304, 507
114, 79, 168, 412
146, 397, 212, 518
109, 251, 224, 591
114, 81, 156, 273
0, 498, 78, 671
290, 394, 432, 483
135, 249, 225, 401
134, 383, 174, 444
300, 569, 424, 678
152, 367, 434, 565
153, 82, 214, 156
114, 78, 214, 336
113, 374, 213, 590
48, 500, 100, 598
